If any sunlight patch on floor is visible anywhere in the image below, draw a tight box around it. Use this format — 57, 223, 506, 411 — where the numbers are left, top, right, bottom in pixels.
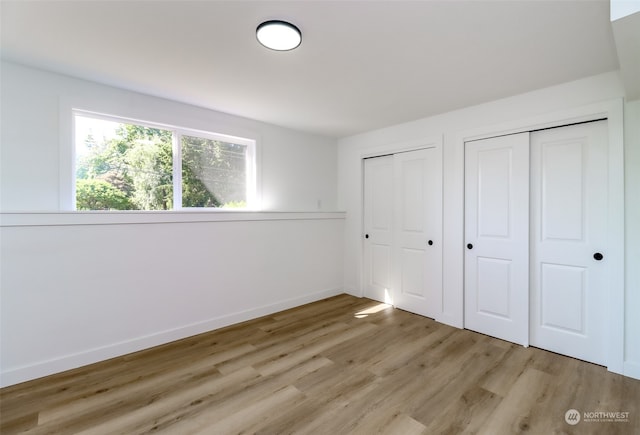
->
354, 302, 392, 318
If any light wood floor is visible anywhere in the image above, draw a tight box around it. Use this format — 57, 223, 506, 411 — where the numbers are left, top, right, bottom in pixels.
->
1, 294, 639, 434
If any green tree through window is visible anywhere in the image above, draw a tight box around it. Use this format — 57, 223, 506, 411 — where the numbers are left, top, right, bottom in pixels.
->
181, 135, 247, 208
75, 114, 251, 210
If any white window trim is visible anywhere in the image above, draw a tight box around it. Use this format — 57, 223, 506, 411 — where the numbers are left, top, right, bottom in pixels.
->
67, 109, 257, 211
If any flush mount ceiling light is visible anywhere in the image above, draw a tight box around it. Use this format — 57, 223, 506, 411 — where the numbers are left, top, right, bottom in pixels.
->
256, 20, 301, 51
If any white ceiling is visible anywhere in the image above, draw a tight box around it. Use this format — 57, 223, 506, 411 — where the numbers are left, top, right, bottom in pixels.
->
0, 0, 621, 138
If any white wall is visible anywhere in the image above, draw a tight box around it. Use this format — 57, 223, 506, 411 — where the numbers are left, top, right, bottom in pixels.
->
0, 61, 338, 212
0, 61, 344, 387
338, 71, 640, 379
0, 213, 344, 386
624, 99, 640, 378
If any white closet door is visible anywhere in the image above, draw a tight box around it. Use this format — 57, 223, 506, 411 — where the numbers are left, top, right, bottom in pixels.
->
363, 155, 394, 304
464, 133, 530, 346
530, 121, 608, 365
393, 148, 442, 318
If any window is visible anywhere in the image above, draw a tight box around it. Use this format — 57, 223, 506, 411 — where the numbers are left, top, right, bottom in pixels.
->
73, 111, 255, 210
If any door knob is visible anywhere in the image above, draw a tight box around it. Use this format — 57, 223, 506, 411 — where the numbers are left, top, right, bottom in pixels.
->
365, 234, 369, 239
428, 240, 433, 246
593, 252, 603, 261
467, 243, 473, 250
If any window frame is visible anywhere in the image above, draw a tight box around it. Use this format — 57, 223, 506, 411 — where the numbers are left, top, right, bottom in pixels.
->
70, 109, 257, 211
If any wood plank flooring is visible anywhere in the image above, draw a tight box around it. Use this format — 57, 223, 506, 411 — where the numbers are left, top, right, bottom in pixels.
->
1, 294, 639, 434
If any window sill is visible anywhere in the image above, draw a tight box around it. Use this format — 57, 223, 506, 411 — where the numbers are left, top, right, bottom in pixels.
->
0, 211, 346, 227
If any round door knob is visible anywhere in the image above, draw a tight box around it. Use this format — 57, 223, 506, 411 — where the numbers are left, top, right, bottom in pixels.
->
428, 240, 433, 246
467, 243, 473, 250
593, 252, 603, 261
365, 234, 369, 239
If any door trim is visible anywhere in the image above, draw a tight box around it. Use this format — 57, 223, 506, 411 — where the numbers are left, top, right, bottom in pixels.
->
453, 99, 624, 374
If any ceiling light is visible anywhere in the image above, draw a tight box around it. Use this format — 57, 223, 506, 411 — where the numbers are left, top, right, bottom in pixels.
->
256, 20, 301, 51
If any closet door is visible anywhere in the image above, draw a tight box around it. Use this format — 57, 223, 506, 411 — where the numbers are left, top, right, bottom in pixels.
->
464, 133, 530, 346
363, 155, 394, 303
393, 148, 442, 318
530, 121, 608, 365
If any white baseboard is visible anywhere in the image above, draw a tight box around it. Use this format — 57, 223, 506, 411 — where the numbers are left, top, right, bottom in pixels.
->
343, 286, 361, 298
0, 287, 344, 388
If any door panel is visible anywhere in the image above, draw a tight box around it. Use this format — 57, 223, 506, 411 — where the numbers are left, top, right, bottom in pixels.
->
540, 263, 586, 333
477, 148, 512, 238
401, 248, 423, 297
530, 121, 607, 365
364, 156, 394, 304
400, 159, 425, 232
393, 148, 442, 318
476, 257, 511, 319
464, 132, 529, 346
371, 244, 392, 291
372, 169, 393, 230
540, 141, 584, 241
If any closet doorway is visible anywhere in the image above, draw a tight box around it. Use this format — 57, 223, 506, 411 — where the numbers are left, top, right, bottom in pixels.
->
363, 147, 442, 318
464, 120, 609, 365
